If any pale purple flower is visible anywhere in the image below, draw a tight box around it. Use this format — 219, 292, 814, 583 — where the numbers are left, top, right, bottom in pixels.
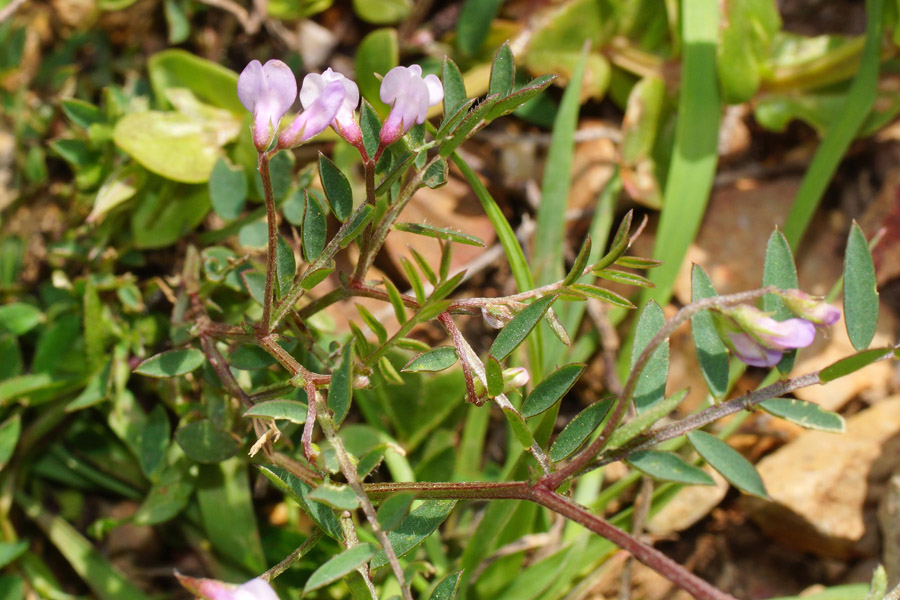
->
277, 80, 346, 149
725, 332, 785, 368
300, 68, 362, 145
727, 305, 816, 350
379, 64, 443, 145
238, 60, 297, 150
777, 290, 841, 326
176, 574, 278, 600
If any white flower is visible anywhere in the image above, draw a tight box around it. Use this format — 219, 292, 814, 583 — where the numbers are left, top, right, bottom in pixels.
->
237, 60, 297, 150
300, 68, 362, 145
379, 64, 443, 144
176, 574, 279, 600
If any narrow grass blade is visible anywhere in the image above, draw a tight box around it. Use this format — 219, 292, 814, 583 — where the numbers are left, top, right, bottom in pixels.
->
782, 0, 885, 248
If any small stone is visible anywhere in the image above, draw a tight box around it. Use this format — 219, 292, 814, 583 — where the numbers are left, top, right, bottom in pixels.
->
745, 398, 900, 559
645, 467, 729, 535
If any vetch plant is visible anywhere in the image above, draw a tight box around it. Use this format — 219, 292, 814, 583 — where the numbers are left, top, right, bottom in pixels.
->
123, 44, 898, 600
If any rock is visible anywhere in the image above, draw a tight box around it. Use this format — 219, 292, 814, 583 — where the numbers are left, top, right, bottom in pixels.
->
645, 467, 729, 535
879, 473, 900, 587
745, 398, 900, 559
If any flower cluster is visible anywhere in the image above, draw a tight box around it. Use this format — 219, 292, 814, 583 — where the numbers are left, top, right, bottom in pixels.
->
237, 60, 443, 153
713, 291, 840, 367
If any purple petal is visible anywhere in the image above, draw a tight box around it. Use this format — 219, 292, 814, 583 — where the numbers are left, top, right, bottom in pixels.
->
233, 579, 279, 600
423, 73, 444, 105
299, 72, 328, 110
237, 60, 265, 113
812, 303, 841, 326
262, 59, 298, 122
727, 332, 784, 367
757, 318, 816, 350
300, 80, 345, 141
380, 66, 411, 104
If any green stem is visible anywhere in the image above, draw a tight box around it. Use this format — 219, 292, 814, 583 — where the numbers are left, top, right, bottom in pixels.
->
261, 528, 324, 581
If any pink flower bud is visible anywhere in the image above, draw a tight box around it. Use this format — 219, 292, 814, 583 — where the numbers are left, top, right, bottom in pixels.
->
502, 367, 530, 392
278, 81, 345, 149
176, 574, 278, 600
237, 60, 297, 151
300, 68, 362, 145
777, 290, 841, 326
379, 64, 443, 145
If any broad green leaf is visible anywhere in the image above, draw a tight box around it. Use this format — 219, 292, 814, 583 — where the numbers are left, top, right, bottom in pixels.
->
329, 343, 354, 426
174, 420, 238, 463
308, 483, 360, 511
690, 265, 729, 399
16, 493, 152, 600
819, 346, 895, 383
336, 204, 374, 249
61, 98, 103, 129
626, 450, 716, 486
229, 344, 276, 370
352, 0, 411, 24
0, 414, 21, 471
113, 112, 222, 183
319, 154, 353, 222
393, 222, 485, 247
377, 492, 415, 531
0, 541, 28, 570
403, 347, 458, 373
549, 398, 614, 462
608, 389, 690, 449
134, 349, 205, 378
428, 570, 463, 600
763, 229, 800, 372
258, 465, 344, 540
759, 398, 845, 433
717, 0, 779, 104
276, 236, 296, 298
208, 157, 246, 221
239, 220, 268, 249
457, 0, 503, 54
441, 57, 467, 119
305, 543, 377, 593
196, 459, 265, 572
133, 463, 194, 526
138, 405, 170, 478
489, 42, 515, 98
301, 264, 334, 290
302, 191, 327, 262
843, 221, 879, 351
243, 400, 309, 424
147, 49, 242, 113
131, 183, 210, 249
355, 29, 399, 113
486, 356, 503, 397
687, 430, 767, 498
630, 300, 669, 411
0, 303, 42, 335
371, 500, 457, 569
521, 363, 585, 418
503, 407, 535, 449
490, 295, 556, 361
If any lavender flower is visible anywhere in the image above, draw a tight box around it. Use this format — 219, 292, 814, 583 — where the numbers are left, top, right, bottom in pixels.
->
278, 80, 346, 149
237, 60, 297, 151
299, 68, 362, 145
777, 290, 841, 326
714, 304, 819, 368
379, 64, 443, 145
176, 574, 278, 600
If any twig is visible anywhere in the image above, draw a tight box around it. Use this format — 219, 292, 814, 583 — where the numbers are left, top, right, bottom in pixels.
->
0, 0, 27, 23
261, 528, 324, 581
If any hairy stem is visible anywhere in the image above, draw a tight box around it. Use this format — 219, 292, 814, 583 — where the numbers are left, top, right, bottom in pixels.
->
314, 393, 412, 600
259, 152, 278, 333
